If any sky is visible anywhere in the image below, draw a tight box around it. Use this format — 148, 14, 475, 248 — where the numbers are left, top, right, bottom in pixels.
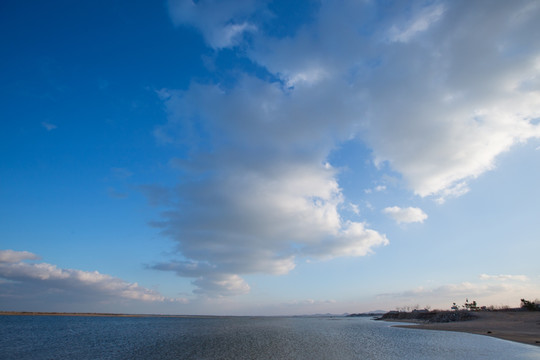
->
1, 0, 539, 316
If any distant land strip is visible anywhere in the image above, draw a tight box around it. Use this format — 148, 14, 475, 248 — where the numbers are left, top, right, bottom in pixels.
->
0, 311, 222, 318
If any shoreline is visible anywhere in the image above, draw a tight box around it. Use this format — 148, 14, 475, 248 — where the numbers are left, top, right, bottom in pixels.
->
385, 311, 540, 347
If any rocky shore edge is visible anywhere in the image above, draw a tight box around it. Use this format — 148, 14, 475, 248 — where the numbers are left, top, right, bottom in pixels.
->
375, 309, 478, 323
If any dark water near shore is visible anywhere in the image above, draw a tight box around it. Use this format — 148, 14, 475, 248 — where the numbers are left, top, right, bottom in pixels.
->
1, 315, 539, 359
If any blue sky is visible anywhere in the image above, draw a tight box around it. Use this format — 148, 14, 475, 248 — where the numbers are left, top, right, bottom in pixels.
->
1, 0, 539, 315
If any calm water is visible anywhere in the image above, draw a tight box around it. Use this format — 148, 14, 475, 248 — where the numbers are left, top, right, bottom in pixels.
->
1, 316, 539, 359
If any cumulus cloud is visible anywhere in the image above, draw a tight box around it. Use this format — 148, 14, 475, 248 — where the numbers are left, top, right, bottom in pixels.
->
151, 76, 389, 295
249, 0, 540, 200
364, 1, 540, 198
170, 0, 540, 199
157, 0, 540, 296
383, 206, 428, 224
0, 250, 186, 308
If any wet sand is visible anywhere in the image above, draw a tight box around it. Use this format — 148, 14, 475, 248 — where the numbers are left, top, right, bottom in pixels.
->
389, 311, 540, 347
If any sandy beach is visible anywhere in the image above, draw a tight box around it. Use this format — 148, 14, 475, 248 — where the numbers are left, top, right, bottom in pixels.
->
390, 311, 540, 347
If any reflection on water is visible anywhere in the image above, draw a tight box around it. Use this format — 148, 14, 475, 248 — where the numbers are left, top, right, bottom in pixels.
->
0, 315, 538, 359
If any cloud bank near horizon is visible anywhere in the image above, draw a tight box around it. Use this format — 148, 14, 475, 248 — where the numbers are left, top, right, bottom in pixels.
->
377, 273, 539, 310
0, 250, 186, 310
150, 0, 540, 296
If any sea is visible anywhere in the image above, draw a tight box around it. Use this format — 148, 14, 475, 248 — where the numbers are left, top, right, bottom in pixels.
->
1, 315, 539, 359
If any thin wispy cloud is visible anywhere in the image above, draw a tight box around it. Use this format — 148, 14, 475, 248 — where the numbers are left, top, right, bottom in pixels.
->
480, 274, 528, 282
364, 185, 386, 194
388, 3, 446, 43
110, 167, 133, 179
41, 121, 57, 131
167, 0, 259, 49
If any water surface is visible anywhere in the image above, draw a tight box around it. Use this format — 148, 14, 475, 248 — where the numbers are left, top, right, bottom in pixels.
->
1, 315, 539, 359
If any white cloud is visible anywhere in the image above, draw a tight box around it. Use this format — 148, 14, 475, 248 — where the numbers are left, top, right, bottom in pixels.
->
247, 0, 540, 201
363, 1, 540, 199
383, 206, 428, 224
0, 249, 40, 263
216, 22, 257, 49
285, 67, 329, 88
192, 274, 250, 297
0, 250, 186, 306
348, 202, 360, 215
151, 261, 255, 297
434, 182, 470, 204
303, 221, 388, 259
150, 76, 388, 295
158, 0, 540, 296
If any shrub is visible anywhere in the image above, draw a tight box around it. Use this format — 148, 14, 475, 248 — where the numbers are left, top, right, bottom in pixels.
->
520, 299, 540, 311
